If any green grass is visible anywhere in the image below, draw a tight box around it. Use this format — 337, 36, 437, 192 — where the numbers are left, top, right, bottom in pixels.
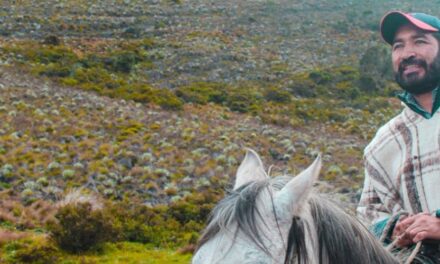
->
0, 240, 192, 264
62, 243, 192, 264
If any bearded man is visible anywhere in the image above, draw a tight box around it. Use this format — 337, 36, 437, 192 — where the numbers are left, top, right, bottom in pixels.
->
357, 11, 440, 260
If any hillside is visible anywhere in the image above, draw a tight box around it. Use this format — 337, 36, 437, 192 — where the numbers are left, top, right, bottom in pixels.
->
0, 62, 397, 262
0, 64, 375, 205
1, 0, 440, 87
0, 0, 430, 262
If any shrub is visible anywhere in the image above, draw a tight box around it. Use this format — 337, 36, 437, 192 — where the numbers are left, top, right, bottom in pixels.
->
359, 45, 392, 94
309, 69, 332, 84
37, 63, 71, 78
358, 75, 378, 93
111, 84, 183, 110
48, 202, 117, 253
225, 87, 262, 113
105, 202, 172, 245
73, 67, 113, 85
287, 73, 317, 98
175, 82, 227, 105
264, 87, 291, 103
103, 51, 142, 73
155, 89, 184, 110
42, 35, 61, 46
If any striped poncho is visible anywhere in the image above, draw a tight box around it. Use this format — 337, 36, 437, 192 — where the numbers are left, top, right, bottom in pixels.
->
357, 104, 440, 237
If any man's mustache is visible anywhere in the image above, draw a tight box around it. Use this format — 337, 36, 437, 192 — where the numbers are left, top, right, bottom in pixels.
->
398, 57, 428, 74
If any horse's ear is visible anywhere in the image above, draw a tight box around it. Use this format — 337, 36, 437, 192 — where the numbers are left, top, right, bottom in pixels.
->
234, 148, 268, 190
274, 155, 321, 215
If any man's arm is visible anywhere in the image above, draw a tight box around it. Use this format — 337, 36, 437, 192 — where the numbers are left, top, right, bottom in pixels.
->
357, 159, 403, 241
357, 169, 392, 224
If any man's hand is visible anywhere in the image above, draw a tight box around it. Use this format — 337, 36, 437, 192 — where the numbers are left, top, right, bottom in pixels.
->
392, 213, 440, 247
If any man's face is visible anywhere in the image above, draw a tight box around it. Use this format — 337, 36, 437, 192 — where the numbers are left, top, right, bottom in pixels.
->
392, 24, 440, 95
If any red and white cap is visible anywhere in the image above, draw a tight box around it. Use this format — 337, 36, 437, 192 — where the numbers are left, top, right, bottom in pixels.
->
380, 11, 440, 45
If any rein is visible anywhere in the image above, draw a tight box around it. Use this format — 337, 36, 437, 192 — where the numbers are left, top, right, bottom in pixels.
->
381, 212, 422, 264
387, 236, 422, 264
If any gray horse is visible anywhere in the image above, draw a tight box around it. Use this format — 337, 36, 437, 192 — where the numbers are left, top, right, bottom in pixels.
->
193, 149, 418, 264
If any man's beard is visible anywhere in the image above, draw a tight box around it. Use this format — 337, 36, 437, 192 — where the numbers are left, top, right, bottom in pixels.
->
394, 53, 440, 95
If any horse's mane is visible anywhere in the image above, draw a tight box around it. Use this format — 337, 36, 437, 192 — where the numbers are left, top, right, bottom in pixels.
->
304, 195, 398, 264
196, 177, 274, 256
196, 175, 400, 264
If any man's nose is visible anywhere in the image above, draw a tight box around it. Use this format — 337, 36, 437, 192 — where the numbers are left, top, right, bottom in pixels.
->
401, 45, 417, 59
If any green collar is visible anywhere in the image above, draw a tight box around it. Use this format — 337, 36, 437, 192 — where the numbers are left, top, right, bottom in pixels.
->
397, 87, 440, 119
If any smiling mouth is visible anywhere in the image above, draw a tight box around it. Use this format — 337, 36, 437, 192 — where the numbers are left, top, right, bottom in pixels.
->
400, 63, 427, 77
403, 65, 422, 75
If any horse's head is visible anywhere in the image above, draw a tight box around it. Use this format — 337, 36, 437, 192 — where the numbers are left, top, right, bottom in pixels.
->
193, 149, 402, 264
192, 148, 322, 264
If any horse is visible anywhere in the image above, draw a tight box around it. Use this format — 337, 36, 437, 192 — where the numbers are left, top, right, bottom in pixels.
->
192, 148, 415, 264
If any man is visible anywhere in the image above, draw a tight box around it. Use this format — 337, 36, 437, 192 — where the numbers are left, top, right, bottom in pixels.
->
357, 11, 440, 255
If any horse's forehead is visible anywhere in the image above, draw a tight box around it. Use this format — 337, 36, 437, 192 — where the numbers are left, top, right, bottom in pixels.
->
256, 186, 281, 206
256, 187, 290, 217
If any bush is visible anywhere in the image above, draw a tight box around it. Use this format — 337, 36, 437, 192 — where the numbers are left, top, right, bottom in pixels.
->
37, 63, 71, 78
104, 51, 142, 73
359, 45, 392, 94
108, 84, 183, 110
48, 202, 117, 253
225, 87, 262, 113
10, 45, 78, 66
309, 70, 332, 84
264, 87, 291, 103
105, 202, 181, 246
175, 82, 227, 105
288, 72, 317, 98
155, 89, 184, 110
358, 75, 378, 93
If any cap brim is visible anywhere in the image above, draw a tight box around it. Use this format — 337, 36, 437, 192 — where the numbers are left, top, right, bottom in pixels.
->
380, 11, 439, 45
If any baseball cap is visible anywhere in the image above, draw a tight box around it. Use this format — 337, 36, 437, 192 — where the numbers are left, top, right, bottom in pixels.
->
380, 11, 440, 45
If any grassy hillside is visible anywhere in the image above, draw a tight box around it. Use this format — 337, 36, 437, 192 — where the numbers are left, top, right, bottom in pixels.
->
0, 0, 431, 262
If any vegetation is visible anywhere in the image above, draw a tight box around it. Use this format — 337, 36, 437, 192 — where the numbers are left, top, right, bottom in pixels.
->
0, 42, 402, 259
0, 0, 420, 262
49, 202, 117, 253
1, 239, 191, 264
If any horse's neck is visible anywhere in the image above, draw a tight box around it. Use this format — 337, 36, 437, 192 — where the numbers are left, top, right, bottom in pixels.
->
308, 195, 399, 264
193, 231, 276, 264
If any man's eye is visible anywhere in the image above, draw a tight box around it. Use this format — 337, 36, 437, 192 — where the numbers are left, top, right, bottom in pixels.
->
393, 44, 403, 50
415, 40, 426, 44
